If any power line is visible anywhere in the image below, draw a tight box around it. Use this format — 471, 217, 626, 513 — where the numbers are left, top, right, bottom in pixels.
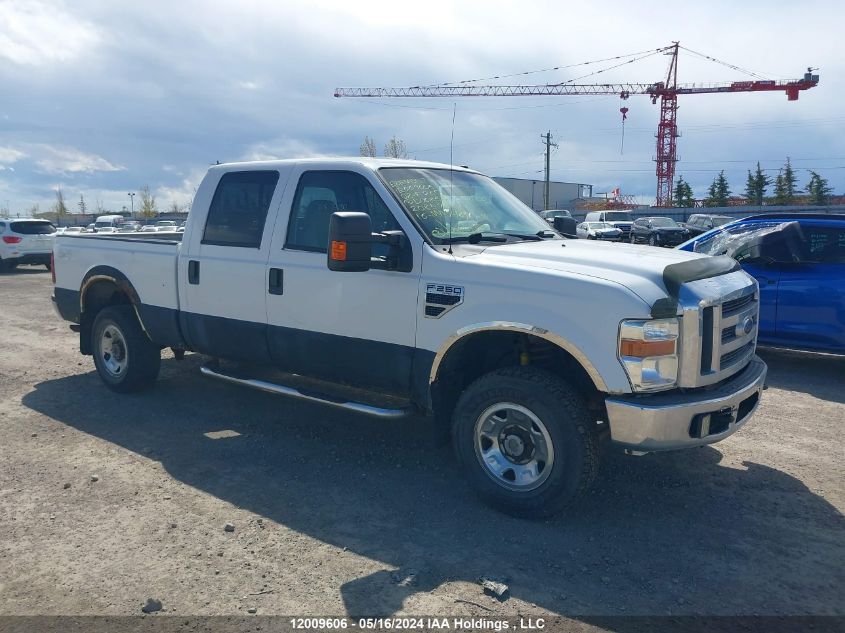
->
424, 47, 670, 87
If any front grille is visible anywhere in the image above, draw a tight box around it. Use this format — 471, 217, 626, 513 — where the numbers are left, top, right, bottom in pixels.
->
696, 288, 758, 381
720, 341, 755, 369
722, 293, 755, 317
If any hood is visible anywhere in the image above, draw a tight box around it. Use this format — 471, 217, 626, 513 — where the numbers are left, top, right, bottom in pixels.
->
467, 239, 710, 307
595, 227, 622, 234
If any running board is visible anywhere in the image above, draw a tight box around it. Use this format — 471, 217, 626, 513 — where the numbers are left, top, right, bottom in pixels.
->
200, 365, 415, 420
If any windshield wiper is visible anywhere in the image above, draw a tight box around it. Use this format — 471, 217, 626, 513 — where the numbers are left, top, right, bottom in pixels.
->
441, 232, 509, 245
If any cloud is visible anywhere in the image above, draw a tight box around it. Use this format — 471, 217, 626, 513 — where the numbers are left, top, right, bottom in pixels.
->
0, 0, 99, 66
240, 139, 328, 162
32, 145, 124, 175
0, 146, 27, 165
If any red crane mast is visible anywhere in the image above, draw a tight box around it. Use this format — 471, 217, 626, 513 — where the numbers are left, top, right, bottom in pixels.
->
334, 43, 819, 207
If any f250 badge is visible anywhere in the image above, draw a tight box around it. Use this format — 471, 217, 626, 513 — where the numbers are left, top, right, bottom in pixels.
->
424, 283, 464, 319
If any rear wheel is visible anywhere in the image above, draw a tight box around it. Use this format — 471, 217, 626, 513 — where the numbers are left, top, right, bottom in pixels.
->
92, 306, 161, 392
452, 367, 599, 518
0, 259, 16, 271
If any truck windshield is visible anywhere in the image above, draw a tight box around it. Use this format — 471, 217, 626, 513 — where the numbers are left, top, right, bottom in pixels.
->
380, 168, 556, 244
604, 212, 631, 222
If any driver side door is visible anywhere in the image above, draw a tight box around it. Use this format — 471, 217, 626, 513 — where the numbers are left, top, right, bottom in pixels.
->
265, 167, 423, 396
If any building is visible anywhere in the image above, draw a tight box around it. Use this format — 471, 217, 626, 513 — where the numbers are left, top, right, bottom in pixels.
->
493, 177, 593, 212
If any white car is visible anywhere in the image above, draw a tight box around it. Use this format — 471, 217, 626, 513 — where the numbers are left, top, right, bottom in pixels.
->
94, 226, 117, 234
62, 226, 86, 235
139, 225, 159, 233
576, 221, 624, 242
0, 218, 56, 271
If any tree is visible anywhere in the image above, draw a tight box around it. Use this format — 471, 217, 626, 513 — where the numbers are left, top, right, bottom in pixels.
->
383, 136, 408, 159
95, 199, 105, 214
704, 171, 731, 207
168, 200, 186, 215
53, 187, 69, 222
359, 136, 377, 157
772, 170, 788, 205
744, 162, 771, 206
673, 176, 694, 207
783, 157, 798, 201
806, 171, 833, 205
78, 194, 87, 215
138, 185, 158, 219
29, 204, 40, 217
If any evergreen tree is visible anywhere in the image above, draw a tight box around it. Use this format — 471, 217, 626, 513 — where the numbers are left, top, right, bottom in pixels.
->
744, 162, 771, 205
772, 170, 788, 205
704, 171, 731, 207
783, 157, 798, 201
806, 171, 833, 205
673, 176, 694, 207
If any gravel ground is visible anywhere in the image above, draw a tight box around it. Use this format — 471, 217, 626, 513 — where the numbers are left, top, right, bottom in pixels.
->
0, 268, 843, 620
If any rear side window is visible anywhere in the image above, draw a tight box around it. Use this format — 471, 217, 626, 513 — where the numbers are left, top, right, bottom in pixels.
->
801, 225, 845, 264
11, 221, 56, 234
202, 170, 280, 248
286, 171, 399, 253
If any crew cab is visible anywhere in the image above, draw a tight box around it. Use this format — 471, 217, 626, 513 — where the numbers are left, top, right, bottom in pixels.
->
679, 213, 845, 355
52, 158, 767, 518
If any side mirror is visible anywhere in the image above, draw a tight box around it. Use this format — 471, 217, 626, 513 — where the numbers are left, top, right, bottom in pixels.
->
327, 212, 373, 272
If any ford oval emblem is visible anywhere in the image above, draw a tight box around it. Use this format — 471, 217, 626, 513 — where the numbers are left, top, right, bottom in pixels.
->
741, 316, 754, 336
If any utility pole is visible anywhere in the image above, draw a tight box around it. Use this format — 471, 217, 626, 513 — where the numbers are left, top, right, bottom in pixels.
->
540, 131, 558, 210
127, 192, 135, 217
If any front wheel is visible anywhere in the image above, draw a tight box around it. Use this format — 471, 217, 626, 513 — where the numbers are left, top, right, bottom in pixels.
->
92, 305, 161, 392
452, 367, 599, 518
648, 235, 657, 246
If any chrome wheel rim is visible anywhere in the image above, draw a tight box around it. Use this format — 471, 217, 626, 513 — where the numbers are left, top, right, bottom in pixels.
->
100, 324, 128, 377
473, 402, 555, 491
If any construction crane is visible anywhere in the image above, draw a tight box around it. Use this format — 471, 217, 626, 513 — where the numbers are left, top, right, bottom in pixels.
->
334, 43, 819, 207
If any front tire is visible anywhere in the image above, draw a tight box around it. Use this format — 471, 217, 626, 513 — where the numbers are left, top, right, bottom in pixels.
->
92, 305, 161, 392
648, 235, 657, 246
452, 367, 599, 519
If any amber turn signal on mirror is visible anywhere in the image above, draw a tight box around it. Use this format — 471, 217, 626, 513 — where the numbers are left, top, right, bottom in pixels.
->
330, 240, 347, 261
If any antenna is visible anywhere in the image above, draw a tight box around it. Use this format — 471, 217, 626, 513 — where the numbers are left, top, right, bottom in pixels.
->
448, 103, 456, 254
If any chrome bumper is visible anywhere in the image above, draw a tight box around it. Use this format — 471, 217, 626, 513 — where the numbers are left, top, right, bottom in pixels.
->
605, 356, 766, 452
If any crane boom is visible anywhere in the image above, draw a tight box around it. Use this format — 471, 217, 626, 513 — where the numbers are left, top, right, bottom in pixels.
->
334, 77, 817, 100
334, 43, 820, 207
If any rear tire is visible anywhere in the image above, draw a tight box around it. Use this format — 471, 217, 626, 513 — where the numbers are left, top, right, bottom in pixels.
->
0, 259, 16, 271
452, 367, 599, 519
92, 305, 161, 393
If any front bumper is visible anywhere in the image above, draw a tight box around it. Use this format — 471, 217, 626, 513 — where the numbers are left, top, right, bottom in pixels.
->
605, 356, 766, 452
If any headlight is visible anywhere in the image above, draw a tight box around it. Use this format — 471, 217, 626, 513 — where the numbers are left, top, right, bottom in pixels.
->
618, 318, 679, 392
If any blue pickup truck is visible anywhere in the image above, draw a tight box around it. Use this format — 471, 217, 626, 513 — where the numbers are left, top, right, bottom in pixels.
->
678, 213, 845, 355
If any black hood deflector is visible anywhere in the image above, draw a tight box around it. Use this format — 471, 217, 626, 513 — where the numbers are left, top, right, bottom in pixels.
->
651, 256, 741, 318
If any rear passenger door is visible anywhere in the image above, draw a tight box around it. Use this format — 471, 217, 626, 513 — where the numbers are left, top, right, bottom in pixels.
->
180, 169, 291, 362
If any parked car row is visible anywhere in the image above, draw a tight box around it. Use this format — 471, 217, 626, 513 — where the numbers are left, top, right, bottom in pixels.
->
56, 219, 186, 234
539, 211, 737, 247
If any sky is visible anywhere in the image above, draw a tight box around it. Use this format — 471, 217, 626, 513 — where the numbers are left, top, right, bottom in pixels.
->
0, 0, 843, 215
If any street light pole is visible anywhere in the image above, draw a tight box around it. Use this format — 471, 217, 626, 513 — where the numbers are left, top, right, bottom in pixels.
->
127, 192, 135, 217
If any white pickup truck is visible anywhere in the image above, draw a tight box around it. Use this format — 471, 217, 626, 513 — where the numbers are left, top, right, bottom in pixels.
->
52, 158, 766, 517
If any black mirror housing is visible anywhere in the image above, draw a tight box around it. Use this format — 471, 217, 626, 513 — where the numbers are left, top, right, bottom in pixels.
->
327, 212, 373, 272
